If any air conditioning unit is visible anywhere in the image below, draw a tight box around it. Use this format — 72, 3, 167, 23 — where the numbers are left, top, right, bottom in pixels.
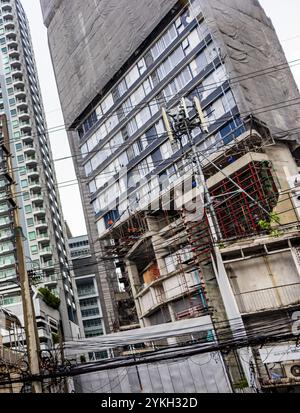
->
284, 362, 300, 379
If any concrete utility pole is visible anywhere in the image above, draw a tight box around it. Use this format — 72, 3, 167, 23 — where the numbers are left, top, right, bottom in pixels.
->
1, 115, 42, 393
162, 99, 255, 388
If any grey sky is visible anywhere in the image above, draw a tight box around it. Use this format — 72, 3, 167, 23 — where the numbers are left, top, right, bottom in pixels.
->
20, 0, 300, 236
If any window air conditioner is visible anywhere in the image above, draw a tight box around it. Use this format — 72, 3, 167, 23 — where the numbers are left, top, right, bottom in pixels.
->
284, 362, 300, 379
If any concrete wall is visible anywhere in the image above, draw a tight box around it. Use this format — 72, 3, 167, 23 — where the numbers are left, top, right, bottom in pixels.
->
40, 0, 178, 125
200, 0, 300, 146
227, 250, 300, 313
41, 0, 300, 146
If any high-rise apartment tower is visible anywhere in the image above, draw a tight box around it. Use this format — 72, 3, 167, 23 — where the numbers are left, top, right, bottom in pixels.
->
0, 0, 82, 349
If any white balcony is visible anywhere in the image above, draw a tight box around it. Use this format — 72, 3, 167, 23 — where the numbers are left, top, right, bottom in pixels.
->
18, 111, 30, 122
23, 143, 35, 155
2, 11, 13, 20
2, 4, 13, 12
39, 246, 52, 258
31, 195, 44, 205
6, 38, 18, 49
16, 99, 27, 110
41, 260, 55, 271
21, 134, 33, 144
32, 207, 46, 217
27, 168, 39, 178
35, 219, 47, 230
14, 88, 26, 99
5, 30, 16, 39
8, 50, 19, 60
13, 78, 25, 89
37, 233, 50, 243
28, 181, 41, 191
4, 20, 14, 30
25, 155, 37, 166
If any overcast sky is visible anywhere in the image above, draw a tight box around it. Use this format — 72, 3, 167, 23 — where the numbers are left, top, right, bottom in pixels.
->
20, 0, 300, 237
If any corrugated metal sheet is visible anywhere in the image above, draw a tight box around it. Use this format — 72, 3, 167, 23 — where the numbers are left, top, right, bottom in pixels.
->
73, 352, 233, 393
64, 315, 213, 354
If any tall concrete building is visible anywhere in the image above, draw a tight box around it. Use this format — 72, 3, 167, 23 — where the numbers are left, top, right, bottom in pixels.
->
42, 0, 300, 391
0, 0, 82, 349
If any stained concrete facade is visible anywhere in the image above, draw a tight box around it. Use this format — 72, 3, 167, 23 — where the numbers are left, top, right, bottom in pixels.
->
40, 0, 300, 391
40, 0, 178, 126
40, 0, 300, 143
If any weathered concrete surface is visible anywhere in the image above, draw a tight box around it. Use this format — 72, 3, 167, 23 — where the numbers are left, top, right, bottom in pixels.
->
40, 0, 177, 126
41, 0, 300, 147
200, 0, 300, 146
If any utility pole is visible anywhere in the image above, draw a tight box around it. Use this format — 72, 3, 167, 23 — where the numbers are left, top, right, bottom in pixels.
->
162, 99, 256, 389
0, 115, 42, 393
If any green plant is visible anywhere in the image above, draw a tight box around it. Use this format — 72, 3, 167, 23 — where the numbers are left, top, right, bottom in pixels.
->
258, 211, 281, 237
38, 287, 60, 310
52, 332, 60, 345
258, 219, 270, 231
234, 378, 249, 389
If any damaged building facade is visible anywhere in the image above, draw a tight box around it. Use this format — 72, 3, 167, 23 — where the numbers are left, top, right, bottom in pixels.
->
41, 0, 300, 391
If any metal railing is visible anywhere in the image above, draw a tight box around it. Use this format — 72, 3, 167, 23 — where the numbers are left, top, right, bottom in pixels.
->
234, 283, 300, 314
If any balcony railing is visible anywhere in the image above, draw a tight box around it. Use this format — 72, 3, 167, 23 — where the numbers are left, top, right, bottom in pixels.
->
234, 283, 300, 314
78, 288, 96, 297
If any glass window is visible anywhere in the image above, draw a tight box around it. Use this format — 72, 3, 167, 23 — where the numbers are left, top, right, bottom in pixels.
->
157, 46, 184, 81
15, 143, 22, 151
21, 179, 28, 188
222, 90, 236, 112
122, 96, 132, 117
125, 65, 139, 89
151, 148, 162, 164
110, 131, 123, 148
105, 114, 118, 134
28, 231, 36, 241
127, 118, 138, 137
117, 78, 127, 98
205, 43, 218, 63
25, 205, 32, 214
137, 58, 146, 75
30, 245, 38, 254
135, 106, 151, 129
100, 93, 114, 114
84, 161, 92, 176
131, 85, 145, 106
191, 50, 208, 76
19, 166, 26, 176
126, 145, 135, 162
27, 218, 34, 227
12, 120, 19, 129
160, 141, 173, 160
151, 24, 177, 60
89, 180, 97, 194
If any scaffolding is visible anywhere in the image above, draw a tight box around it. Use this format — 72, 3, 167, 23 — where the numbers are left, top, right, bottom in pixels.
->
209, 160, 279, 241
